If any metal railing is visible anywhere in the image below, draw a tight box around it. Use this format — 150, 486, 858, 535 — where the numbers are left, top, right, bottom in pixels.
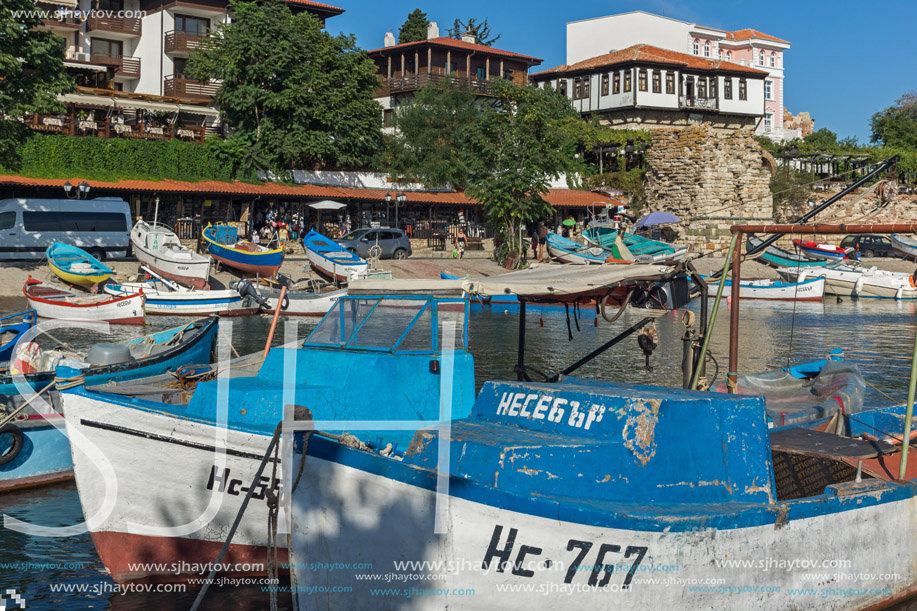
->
678, 95, 718, 110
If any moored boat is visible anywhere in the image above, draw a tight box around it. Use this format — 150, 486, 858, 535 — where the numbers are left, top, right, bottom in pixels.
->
202, 224, 283, 277
891, 233, 917, 261
131, 219, 212, 289
747, 235, 829, 269
777, 263, 916, 299
104, 274, 258, 317
544, 232, 610, 264
582, 226, 688, 261
23, 278, 144, 325
46, 242, 113, 290
0, 309, 36, 362
303, 229, 368, 283
233, 277, 345, 316
705, 276, 824, 301
0, 318, 218, 492
792, 238, 858, 261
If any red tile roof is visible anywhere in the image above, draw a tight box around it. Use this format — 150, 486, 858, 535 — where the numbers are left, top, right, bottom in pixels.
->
726, 29, 789, 44
284, 0, 344, 15
0, 175, 620, 208
530, 44, 767, 78
368, 37, 542, 65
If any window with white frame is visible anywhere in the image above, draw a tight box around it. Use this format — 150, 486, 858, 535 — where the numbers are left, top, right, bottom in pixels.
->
704, 41, 710, 57
769, 52, 776, 67
764, 113, 773, 131
758, 50, 764, 65
693, 39, 699, 55
726, 51, 732, 61
764, 80, 772, 100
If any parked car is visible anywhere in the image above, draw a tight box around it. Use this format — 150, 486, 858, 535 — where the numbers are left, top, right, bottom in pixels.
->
839, 234, 894, 258
335, 228, 412, 259
0, 197, 132, 260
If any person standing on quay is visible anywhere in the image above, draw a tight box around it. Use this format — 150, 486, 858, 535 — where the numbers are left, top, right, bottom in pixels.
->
537, 221, 548, 260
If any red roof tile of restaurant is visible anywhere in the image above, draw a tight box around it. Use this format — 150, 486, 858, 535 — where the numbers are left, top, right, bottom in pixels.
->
0, 175, 621, 208
726, 29, 789, 44
285, 0, 344, 14
530, 44, 768, 78
368, 37, 542, 64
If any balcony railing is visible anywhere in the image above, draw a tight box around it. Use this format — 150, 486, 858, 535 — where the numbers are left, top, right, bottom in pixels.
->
679, 96, 718, 111
87, 15, 142, 36
378, 73, 492, 96
164, 30, 204, 54
24, 114, 206, 143
40, 16, 81, 30
89, 54, 141, 79
164, 75, 219, 100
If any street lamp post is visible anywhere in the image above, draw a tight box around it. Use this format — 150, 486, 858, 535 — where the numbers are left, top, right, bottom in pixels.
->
64, 181, 91, 200
385, 192, 407, 229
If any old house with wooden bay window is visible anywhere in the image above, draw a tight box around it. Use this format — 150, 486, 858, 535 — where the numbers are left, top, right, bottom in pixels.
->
367, 23, 542, 131
530, 44, 768, 132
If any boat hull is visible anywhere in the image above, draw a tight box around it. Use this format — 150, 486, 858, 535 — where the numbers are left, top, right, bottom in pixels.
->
0, 416, 73, 492
104, 284, 257, 316
707, 277, 824, 301
890, 233, 917, 261
202, 226, 283, 277
47, 261, 111, 287
290, 450, 916, 610
24, 280, 144, 325
545, 243, 604, 264
134, 251, 211, 290
305, 248, 368, 283
262, 288, 346, 316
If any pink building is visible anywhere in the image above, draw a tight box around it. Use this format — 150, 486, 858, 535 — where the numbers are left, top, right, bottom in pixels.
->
566, 12, 799, 141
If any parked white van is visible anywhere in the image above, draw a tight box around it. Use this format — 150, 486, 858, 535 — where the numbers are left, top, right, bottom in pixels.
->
0, 197, 132, 260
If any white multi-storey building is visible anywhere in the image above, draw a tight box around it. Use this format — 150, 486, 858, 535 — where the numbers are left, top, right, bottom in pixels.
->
561, 11, 797, 140
531, 44, 768, 132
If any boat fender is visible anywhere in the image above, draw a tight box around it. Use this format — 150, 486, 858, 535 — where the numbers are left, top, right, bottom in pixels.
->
911, 270, 917, 288
797, 271, 807, 283
896, 286, 904, 300
853, 278, 864, 295
0, 423, 24, 466
281, 294, 290, 311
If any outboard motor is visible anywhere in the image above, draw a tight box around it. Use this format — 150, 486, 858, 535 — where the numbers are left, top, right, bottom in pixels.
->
231, 278, 271, 309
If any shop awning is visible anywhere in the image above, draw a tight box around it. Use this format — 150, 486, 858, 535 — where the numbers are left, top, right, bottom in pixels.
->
57, 93, 220, 117
309, 199, 347, 210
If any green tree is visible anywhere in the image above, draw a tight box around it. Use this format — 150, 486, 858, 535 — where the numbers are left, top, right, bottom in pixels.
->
871, 91, 917, 149
398, 9, 430, 43
446, 17, 501, 46
0, 0, 74, 168
803, 127, 838, 149
389, 81, 581, 258
187, 0, 382, 171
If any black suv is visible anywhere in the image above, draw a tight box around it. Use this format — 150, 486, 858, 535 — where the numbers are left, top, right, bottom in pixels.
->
839, 234, 894, 258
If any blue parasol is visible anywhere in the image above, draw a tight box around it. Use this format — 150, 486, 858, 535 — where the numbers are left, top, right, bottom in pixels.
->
635, 211, 680, 227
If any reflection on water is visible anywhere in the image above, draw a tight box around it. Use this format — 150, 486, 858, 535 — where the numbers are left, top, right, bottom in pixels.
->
2, 298, 917, 609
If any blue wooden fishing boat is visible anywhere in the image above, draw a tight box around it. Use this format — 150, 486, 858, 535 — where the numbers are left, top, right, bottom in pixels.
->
0, 318, 218, 492
582, 226, 687, 261
544, 232, 610, 264
0, 310, 36, 362
302, 229, 368, 283
747, 235, 829, 269
46, 242, 113, 288
202, 224, 284, 277
59, 292, 476, 582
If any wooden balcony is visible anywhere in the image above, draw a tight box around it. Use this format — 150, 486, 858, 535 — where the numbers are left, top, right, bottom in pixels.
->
89, 54, 141, 79
40, 17, 81, 31
164, 30, 204, 54
377, 73, 493, 97
163, 75, 219, 100
679, 96, 718, 111
87, 15, 142, 37
24, 114, 206, 143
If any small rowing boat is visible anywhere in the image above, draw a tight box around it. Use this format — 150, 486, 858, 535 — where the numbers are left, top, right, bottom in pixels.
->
23, 277, 144, 325
303, 229, 368, 283
131, 219, 212, 289
544, 232, 610, 264
705, 276, 825, 301
746, 235, 828, 269
202, 224, 283, 277
891, 233, 917, 261
46, 242, 113, 290
792, 238, 858, 261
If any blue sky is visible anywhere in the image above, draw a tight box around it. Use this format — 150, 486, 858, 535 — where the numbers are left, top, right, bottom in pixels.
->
327, 0, 916, 144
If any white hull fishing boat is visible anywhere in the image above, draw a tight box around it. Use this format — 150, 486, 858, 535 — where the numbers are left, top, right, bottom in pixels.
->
778, 264, 916, 299
233, 278, 346, 316
705, 276, 824, 301
890, 233, 917, 261
61, 291, 478, 582
303, 229, 368, 283
104, 268, 258, 316
23, 278, 144, 325
131, 219, 212, 289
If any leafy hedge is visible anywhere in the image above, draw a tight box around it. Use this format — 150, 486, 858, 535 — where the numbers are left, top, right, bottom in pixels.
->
755, 136, 917, 178
0, 133, 254, 182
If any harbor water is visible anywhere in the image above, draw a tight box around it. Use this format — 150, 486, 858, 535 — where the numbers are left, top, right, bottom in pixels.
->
2, 296, 917, 610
